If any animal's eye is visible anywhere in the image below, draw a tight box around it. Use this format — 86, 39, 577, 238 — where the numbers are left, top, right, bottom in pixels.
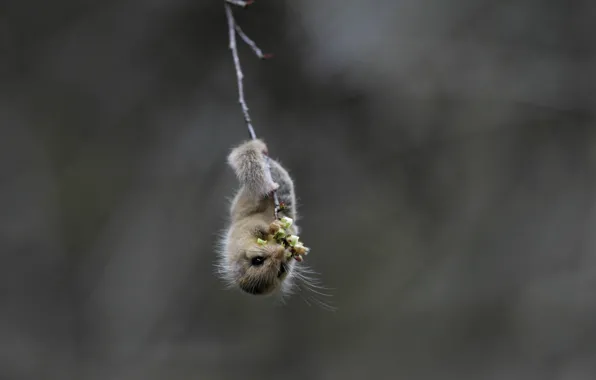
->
251, 256, 265, 266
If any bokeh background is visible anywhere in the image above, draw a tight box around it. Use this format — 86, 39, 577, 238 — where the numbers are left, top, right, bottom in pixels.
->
2, 0, 596, 379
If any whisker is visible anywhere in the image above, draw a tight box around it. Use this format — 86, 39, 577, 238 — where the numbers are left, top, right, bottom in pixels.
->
292, 272, 334, 292
288, 265, 337, 311
299, 291, 312, 307
301, 284, 333, 298
308, 295, 337, 312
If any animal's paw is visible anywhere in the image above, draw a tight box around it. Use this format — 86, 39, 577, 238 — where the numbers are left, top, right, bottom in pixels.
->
268, 220, 283, 234
267, 181, 280, 194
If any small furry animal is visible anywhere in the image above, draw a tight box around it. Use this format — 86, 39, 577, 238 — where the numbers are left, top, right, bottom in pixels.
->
218, 138, 299, 296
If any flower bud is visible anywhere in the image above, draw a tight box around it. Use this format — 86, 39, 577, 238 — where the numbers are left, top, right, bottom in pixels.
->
293, 243, 308, 256
286, 235, 299, 247
280, 216, 293, 229
274, 228, 286, 240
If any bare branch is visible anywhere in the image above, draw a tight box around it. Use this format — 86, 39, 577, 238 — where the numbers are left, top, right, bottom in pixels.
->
225, 2, 281, 218
225, 0, 254, 8
225, 2, 256, 139
235, 24, 273, 60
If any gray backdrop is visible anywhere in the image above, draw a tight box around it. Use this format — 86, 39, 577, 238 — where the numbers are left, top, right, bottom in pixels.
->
2, 0, 596, 379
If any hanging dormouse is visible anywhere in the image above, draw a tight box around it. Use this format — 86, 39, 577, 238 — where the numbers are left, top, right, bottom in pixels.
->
217, 1, 332, 309
217, 139, 307, 295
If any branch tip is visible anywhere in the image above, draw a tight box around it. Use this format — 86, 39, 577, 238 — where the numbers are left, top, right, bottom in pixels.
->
226, 0, 254, 7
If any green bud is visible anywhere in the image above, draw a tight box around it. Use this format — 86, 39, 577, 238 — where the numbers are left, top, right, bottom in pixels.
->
286, 235, 299, 247
257, 238, 267, 246
280, 216, 293, 229
274, 228, 286, 240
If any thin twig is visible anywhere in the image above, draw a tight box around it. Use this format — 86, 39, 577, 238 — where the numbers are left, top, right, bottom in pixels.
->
225, 0, 254, 7
225, 3, 256, 140
225, 2, 281, 219
235, 24, 272, 59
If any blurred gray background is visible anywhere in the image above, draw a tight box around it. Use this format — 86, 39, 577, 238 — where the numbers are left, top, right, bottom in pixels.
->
2, 0, 596, 379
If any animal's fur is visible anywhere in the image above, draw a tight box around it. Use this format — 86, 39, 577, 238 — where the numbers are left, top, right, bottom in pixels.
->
218, 139, 298, 296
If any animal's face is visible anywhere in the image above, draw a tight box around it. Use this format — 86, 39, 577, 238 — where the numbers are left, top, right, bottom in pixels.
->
235, 241, 294, 295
